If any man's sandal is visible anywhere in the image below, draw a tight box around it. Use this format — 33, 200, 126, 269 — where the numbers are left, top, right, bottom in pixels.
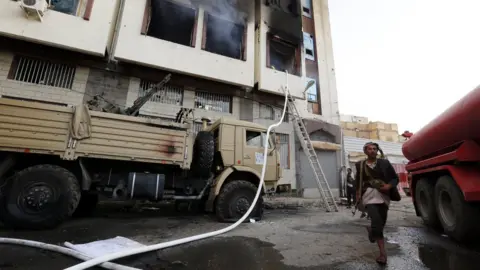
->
376, 255, 387, 265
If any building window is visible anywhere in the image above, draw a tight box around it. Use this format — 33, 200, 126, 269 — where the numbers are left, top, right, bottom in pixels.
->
266, 33, 301, 76
49, 0, 94, 19
246, 130, 271, 148
202, 13, 246, 60
277, 133, 290, 169
303, 32, 315, 61
194, 91, 232, 113
8, 55, 76, 89
301, 0, 312, 18
306, 78, 318, 102
142, 0, 198, 47
259, 103, 274, 120
138, 79, 184, 105
274, 107, 289, 123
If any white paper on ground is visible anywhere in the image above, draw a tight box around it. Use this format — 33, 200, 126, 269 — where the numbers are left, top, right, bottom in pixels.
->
64, 236, 146, 258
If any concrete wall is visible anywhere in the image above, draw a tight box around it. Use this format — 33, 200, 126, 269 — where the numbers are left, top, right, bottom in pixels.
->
0, 0, 117, 56
312, 0, 340, 124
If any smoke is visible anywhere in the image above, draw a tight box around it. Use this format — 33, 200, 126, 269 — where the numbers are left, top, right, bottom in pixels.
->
188, 0, 251, 23
188, 0, 254, 59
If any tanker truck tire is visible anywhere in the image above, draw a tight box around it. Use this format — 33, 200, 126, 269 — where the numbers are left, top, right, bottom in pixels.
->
0, 164, 81, 230
434, 175, 480, 243
415, 178, 441, 229
191, 131, 214, 178
215, 180, 264, 223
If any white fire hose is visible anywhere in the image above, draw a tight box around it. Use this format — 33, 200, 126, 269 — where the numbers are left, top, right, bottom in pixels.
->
0, 72, 291, 270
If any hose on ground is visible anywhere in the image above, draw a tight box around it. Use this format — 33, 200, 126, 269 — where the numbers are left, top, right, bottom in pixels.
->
63, 71, 291, 270
0, 238, 140, 270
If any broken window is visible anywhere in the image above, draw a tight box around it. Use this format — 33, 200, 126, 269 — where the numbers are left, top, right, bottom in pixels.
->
138, 79, 184, 105
301, 0, 312, 18
306, 78, 318, 102
8, 55, 76, 89
194, 91, 232, 113
246, 131, 272, 148
303, 32, 315, 61
267, 33, 301, 76
144, 0, 197, 47
202, 13, 246, 60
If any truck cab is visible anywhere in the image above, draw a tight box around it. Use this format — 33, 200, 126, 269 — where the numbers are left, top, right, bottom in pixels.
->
202, 117, 282, 222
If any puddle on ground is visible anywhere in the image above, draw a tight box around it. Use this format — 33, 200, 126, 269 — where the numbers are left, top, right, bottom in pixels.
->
129, 236, 313, 270
417, 243, 480, 270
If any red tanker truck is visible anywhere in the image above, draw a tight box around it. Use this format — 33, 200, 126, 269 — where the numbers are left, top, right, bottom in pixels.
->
402, 85, 480, 243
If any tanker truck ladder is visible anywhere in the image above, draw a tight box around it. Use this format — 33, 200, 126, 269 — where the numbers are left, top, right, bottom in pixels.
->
285, 92, 339, 212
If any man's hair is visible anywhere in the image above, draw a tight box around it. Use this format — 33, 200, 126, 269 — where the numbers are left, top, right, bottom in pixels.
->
363, 142, 385, 159
347, 168, 352, 172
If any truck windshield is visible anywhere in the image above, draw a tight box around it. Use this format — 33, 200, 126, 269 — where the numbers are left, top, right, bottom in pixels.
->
246, 131, 272, 148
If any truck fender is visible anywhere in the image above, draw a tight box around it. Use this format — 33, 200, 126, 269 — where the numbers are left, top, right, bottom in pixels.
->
411, 165, 480, 201
205, 166, 266, 212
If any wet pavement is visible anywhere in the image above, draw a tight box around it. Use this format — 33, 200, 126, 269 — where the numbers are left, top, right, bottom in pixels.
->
1, 199, 480, 270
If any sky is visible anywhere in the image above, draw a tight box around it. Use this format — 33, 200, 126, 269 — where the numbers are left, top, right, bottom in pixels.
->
327, 0, 480, 133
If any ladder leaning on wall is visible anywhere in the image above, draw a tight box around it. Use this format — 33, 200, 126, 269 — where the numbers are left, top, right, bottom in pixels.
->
284, 89, 339, 212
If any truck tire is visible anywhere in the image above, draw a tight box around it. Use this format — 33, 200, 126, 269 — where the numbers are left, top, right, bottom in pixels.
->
0, 165, 81, 230
191, 131, 214, 178
72, 192, 99, 217
415, 178, 440, 228
215, 180, 263, 223
434, 175, 480, 243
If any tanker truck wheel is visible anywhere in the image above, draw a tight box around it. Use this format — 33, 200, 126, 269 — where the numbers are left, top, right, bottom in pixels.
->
215, 180, 263, 223
0, 164, 81, 230
434, 175, 480, 243
415, 178, 440, 228
191, 131, 214, 178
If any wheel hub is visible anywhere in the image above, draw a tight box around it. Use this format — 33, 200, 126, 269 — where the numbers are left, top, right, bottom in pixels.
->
439, 190, 455, 227
235, 197, 250, 214
21, 184, 54, 212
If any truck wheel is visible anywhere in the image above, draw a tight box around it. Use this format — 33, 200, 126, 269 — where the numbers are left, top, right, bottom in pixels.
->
415, 178, 440, 228
191, 131, 214, 178
0, 165, 81, 230
215, 180, 263, 223
72, 192, 99, 217
434, 175, 480, 242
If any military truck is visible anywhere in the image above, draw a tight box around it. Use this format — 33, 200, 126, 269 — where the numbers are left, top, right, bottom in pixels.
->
0, 77, 282, 230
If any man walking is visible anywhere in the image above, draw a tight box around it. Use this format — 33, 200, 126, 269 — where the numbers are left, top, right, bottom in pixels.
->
346, 168, 355, 208
355, 142, 399, 265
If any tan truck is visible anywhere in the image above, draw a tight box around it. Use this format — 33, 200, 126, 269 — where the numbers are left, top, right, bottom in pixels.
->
0, 83, 282, 229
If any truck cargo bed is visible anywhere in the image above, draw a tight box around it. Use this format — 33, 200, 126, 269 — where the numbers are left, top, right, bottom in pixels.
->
0, 98, 192, 168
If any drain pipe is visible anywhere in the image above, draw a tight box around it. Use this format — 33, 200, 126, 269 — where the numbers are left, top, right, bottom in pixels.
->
107, 0, 126, 65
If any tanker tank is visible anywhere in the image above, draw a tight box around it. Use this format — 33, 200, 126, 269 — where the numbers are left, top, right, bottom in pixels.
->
402, 85, 480, 162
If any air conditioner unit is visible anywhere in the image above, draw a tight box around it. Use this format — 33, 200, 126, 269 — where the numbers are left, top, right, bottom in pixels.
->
20, 0, 50, 22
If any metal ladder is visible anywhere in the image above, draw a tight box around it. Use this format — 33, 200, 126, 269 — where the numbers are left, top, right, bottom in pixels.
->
285, 91, 339, 212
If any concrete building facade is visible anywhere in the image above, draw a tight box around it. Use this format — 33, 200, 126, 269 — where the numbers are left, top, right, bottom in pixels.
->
0, 0, 341, 197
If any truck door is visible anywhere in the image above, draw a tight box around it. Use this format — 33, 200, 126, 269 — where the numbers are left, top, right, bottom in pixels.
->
243, 129, 277, 181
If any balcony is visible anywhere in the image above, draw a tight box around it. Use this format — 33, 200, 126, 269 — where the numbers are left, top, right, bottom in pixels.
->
255, 0, 306, 98
0, 0, 117, 56
114, 0, 255, 88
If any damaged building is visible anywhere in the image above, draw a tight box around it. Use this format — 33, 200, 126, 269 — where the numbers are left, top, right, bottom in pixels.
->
0, 0, 341, 198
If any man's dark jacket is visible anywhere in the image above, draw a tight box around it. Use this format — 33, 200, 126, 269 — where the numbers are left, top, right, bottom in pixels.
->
354, 158, 399, 194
